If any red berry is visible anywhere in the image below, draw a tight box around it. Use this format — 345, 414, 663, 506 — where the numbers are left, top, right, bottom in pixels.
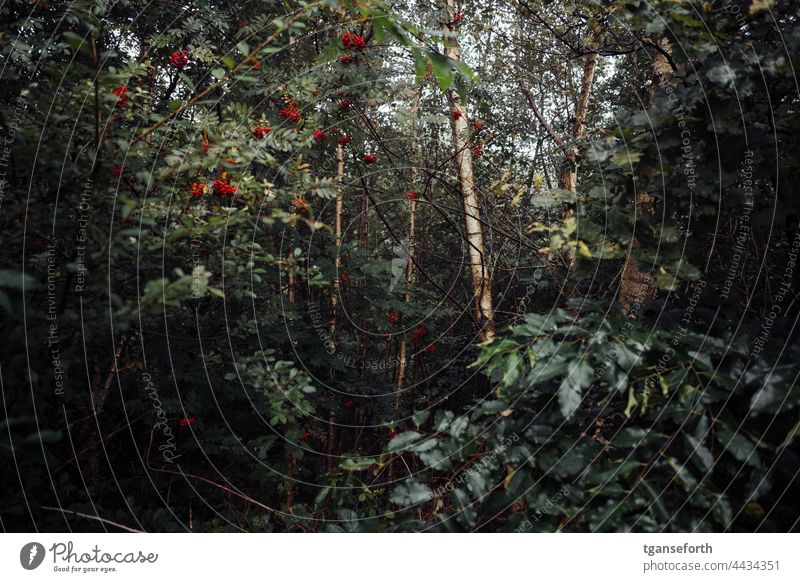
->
338, 135, 352, 145
291, 197, 309, 212
344, 400, 354, 409
111, 85, 128, 109
313, 129, 327, 141
212, 179, 237, 197
387, 430, 397, 438
279, 99, 302, 123
299, 430, 311, 442
341, 32, 366, 51
170, 50, 189, 69
405, 191, 418, 201
252, 125, 272, 139
363, 154, 377, 164
190, 181, 206, 199
452, 109, 462, 121
426, 343, 437, 353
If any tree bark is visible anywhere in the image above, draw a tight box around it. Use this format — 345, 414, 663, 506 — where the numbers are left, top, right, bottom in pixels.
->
619, 36, 673, 309
444, 0, 496, 342
396, 88, 420, 402
330, 142, 345, 337
560, 47, 598, 195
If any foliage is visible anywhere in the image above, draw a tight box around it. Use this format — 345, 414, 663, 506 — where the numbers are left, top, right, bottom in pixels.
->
1, 0, 798, 533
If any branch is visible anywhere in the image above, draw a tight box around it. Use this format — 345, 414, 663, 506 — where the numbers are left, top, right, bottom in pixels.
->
40, 506, 143, 533
518, 83, 567, 153
135, 13, 303, 144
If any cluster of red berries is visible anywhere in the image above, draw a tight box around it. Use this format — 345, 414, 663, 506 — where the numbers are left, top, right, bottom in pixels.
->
170, 49, 190, 69
112, 85, 128, 108
387, 310, 400, 324
473, 120, 484, 132
341, 32, 366, 51
452, 109, 462, 121
212, 179, 237, 197
411, 325, 427, 345
339, 270, 349, 283
339, 54, 355, 65
179, 417, 197, 428
473, 143, 483, 157
338, 98, 353, 110
387, 430, 397, 438
363, 154, 377, 164
405, 191, 418, 201
190, 182, 206, 199
343, 399, 355, 409
291, 197, 309, 212
453, 12, 465, 25
426, 343, 437, 353
299, 430, 311, 442
252, 125, 272, 139
279, 99, 302, 123
112, 165, 123, 178
313, 129, 327, 141
338, 135, 352, 146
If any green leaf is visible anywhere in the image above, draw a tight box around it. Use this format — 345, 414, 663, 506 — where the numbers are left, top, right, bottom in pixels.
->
412, 410, 430, 427
389, 481, 433, 505
685, 434, 715, 472
429, 51, 453, 92
340, 457, 376, 471
411, 47, 427, 84
387, 431, 423, 452
716, 427, 759, 467
316, 41, 342, 64
557, 359, 592, 419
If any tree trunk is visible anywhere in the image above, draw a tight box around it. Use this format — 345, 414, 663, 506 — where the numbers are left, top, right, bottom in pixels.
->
326, 142, 345, 470
444, 0, 496, 342
560, 47, 597, 215
619, 36, 673, 309
330, 142, 345, 337
396, 88, 420, 402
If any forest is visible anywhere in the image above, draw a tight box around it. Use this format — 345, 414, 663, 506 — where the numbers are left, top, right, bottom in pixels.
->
1, 0, 799, 533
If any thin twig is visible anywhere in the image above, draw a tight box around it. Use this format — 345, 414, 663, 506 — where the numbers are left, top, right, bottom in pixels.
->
40, 506, 143, 533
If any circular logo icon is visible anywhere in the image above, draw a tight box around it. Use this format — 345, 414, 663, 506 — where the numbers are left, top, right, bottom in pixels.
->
20, 542, 46, 570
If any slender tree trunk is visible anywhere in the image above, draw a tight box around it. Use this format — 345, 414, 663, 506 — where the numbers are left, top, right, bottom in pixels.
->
396, 89, 420, 403
324, 142, 346, 471
331, 142, 345, 337
285, 256, 297, 509
286, 254, 296, 304
559, 47, 598, 196
444, 0, 496, 342
619, 36, 673, 309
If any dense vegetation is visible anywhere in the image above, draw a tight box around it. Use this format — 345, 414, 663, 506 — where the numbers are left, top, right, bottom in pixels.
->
1, 0, 799, 532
